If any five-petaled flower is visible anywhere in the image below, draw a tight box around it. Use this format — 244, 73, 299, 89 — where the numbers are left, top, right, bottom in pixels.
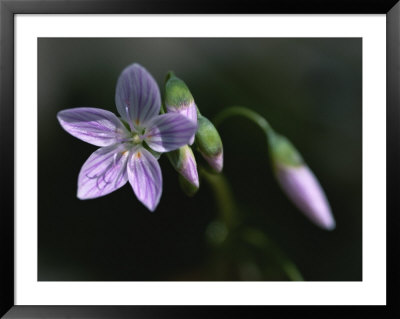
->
57, 63, 197, 211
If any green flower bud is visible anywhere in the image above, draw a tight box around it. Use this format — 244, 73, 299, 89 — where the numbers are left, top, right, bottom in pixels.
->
165, 72, 194, 108
195, 115, 223, 173
268, 132, 303, 168
164, 72, 197, 145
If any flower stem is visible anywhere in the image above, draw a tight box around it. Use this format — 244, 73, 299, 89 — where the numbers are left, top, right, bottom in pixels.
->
213, 106, 274, 139
209, 106, 304, 281
199, 166, 237, 230
200, 165, 303, 281
241, 227, 304, 281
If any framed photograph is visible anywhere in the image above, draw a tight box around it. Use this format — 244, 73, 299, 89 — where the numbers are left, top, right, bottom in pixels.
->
1, 0, 399, 318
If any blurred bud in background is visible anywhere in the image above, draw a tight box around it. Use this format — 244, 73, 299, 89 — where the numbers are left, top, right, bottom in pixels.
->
268, 132, 335, 230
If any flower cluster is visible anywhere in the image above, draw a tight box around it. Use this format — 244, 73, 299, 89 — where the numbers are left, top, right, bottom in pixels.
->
164, 72, 223, 194
58, 62, 335, 231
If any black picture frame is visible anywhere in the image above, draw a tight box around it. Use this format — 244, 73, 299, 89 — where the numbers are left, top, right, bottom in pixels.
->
1, 0, 399, 318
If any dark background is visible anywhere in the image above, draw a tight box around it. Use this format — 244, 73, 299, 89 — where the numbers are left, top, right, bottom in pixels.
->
38, 38, 361, 281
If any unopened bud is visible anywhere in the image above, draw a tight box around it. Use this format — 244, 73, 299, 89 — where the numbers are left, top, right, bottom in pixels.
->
165, 72, 197, 144
269, 133, 335, 230
168, 145, 199, 188
195, 115, 223, 173
179, 174, 199, 197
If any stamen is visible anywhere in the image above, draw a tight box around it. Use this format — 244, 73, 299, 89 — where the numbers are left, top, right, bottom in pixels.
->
132, 134, 142, 145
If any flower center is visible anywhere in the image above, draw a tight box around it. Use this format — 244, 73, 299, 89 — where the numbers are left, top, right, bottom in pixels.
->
132, 133, 142, 145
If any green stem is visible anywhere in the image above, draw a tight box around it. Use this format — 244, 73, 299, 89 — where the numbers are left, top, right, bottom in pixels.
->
213, 106, 274, 138
200, 166, 303, 281
209, 106, 304, 281
199, 166, 237, 229
241, 228, 304, 281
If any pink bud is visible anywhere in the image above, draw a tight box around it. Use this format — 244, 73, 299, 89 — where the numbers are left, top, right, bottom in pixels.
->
275, 164, 335, 230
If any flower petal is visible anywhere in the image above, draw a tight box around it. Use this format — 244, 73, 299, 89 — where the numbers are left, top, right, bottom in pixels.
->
77, 144, 130, 199
127, 147, 162, 212
144, 113, 197, 153
166, 101, 198, 145
57, 107, 129, 147
115, 63, 161, 129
